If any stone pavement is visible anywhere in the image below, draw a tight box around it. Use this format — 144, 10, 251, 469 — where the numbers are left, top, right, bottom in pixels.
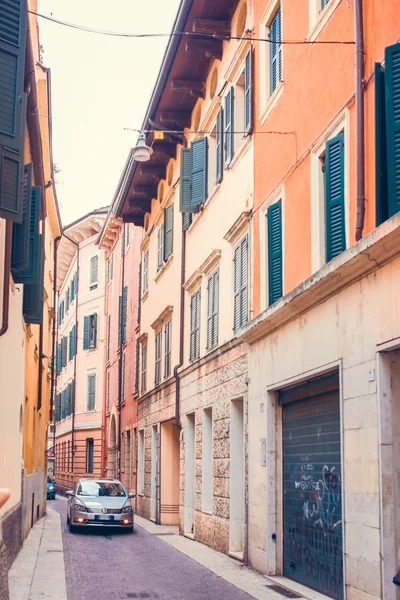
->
8, 507, 67, 600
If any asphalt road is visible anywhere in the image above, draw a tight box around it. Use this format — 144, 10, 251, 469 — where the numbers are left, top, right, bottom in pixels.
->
52, 498, 252, 600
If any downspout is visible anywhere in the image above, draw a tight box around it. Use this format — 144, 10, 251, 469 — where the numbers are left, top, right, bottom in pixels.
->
63, 233, 80, 472
117, 228, 126, 479
173, 218, 187, 430
50, 236, 61, 428
37, 212, 48, 411
0, 222, 12, 337
354, 0, 365, 241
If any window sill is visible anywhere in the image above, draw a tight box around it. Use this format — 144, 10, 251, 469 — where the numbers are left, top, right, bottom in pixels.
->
89, 284, 98, 291
188, 186, 221, 234
226, 135, 252, 173
154, 254, 174, 283
259, 81, 284, 126
307, 0, 341, 42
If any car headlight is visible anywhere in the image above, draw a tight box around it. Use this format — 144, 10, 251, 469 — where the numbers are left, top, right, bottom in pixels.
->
48, 486, 54, 491
121, 505, 132, 513
74, 504, 88, 512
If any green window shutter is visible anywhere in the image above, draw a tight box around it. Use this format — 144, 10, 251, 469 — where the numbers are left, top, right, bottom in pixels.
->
233, 236, 248, 330
11, 163, 32, 272
74, 271, 78, 294
164, 204, 174, 261
164, 320, 171, 379
62, 336, 67, 368
83, 315, 90, 350
325, 133, 345, 261
23, 241, 44, 325
68, 330, 72, 361
179, 147, 192, 213
65, 289, 69, 313
107, 314, 111, 362
143, 250, 149, 292
55, 393, 60, 422
224, 88, 234, 167
55, 343, 59, 376
190, 137, 208, 211
157, 222, 164, 269
87, 374, 96, 411
67, 383, 72, 416
135, 340, 140, 392
122, 285, 128, 343
244, 48, 253, 135
59, 341, 63, 373
270, 9, 282, 95
207, 270, 219, 350
0, 0, 27, 224
155, 329, 162, 386
216, 108, 223, 184
13, 186, 41, 284
91, 313, 98, 349
190, 289, 201, 362
118, 295, 122, 347
385, 43, 400, 218
182, 212, 192, 232
268, 200, 283, 305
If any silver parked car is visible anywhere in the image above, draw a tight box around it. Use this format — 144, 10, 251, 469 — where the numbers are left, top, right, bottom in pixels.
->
66, 478, 135, 533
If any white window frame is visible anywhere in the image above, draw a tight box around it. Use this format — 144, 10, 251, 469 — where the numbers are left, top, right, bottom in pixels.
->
259, 186, 286, 313
143, 249, 149, 294
86, 370, 97, 412
308, 0, 341, 42
259, 0, 283, 124
310, 110, 350, 273
89, 253, 99, 290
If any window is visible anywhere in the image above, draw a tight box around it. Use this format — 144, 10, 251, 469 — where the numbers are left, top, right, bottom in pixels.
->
86, 439, 94, 474
375, 44, 400, 225
189, 289, 201, 362
106, 369, 110, 412
321, 0, 330, 7
107, 255, 113, 283
119, 286, 128, 345
157, 222, 164, 271
224, 89, 234, 166
206, 270, 219, 351
87, 373, 96, 411
233, 235, 248, 330
122, 352, 126, 403
267, 200, 283, 305
125, 224, 130, 248
141, 344, 147, 394
107, 314, 111, 362
68, 325, 76, 361
65, 289, 69, 313
89, 255, 99, 289
164, 320, 172, 379
164, 205, 174, 261
324, 133, 345, 261
216, 109, 223, 184
155, 330, 162, 386
62, 336, 68, 368
138, 430, 145, 495
270, 9, 282, 95
135, 340, 140, 393
202, 408, 213, 512
83, 314, 97, 350
180, 139, 208, 214
143, 250, 149, 293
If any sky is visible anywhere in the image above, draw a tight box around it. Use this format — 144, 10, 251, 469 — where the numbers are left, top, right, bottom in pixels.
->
37, 0, 181, 226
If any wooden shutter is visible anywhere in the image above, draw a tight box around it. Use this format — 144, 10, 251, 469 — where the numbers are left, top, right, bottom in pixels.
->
325, 133, 345, 261
11, 163, 32, 271
74, 270, 78, 294
270, 9, 282, 95
62, 336, 68, 367
90, 255, 99, 286
88, 374, 96, 411
244, 48, 253, 135
385, 43, 400, 218
164, 205, 174, 261
233, 236, 248, 330
164, 320, 171, 379
179, 147, 192, 213
68, 330, 72, 361
135, 339, 140, 393
216, 108, 223, 184
207, 271, 219, 350
72, 324, 76, 357
67, 383, 72, 416
268, 200, 283, 305
141, 344, 147, 394
190, 290, 201, 361
207, 274, 212, 350
107, 314, 111, 362
143, 250, 149, 292
23, 241, 44, 325
0, 0, 27, 223
190, 137, 208, 210
122, 285, 128, 343
91, 313, 98, 349
155, 330, 162, 385
182, 212, 192, 232
83, 315, 90, 349
13, 186, 41, 284
224, 89, 234, 166
157, 222, 164, 270
118, 295, 122, 346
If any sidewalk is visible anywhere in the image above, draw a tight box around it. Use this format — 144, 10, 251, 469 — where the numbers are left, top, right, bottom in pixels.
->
8, 508, 67, 600
134, 515, 318, 600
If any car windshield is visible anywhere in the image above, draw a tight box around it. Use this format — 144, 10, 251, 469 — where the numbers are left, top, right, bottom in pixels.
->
76, 481, 126, 497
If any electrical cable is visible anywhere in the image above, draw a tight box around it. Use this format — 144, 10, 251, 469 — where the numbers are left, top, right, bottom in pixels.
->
28, 9, 355, 45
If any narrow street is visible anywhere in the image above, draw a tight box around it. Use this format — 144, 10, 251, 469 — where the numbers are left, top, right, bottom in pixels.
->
52, 498, 253, 600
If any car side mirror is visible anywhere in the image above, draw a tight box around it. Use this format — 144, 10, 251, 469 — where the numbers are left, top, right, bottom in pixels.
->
128, 491, 136, 499
65, 490, 74, 498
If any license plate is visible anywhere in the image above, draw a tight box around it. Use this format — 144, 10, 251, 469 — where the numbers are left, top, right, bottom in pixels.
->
94, 514, 114, 521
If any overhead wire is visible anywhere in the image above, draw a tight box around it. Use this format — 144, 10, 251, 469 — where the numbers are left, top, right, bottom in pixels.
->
28, 9, 355, 45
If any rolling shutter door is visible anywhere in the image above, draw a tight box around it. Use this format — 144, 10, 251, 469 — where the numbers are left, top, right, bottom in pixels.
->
281, 372, 343, 600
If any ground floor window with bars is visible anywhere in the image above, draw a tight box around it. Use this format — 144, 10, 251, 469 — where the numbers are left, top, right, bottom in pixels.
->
190, 289, 201, 362
155, 330, 162, 386
164, 320, 172, 379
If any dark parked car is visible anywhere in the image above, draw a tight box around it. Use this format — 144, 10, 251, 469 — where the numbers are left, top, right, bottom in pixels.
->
47, 476, 56, 500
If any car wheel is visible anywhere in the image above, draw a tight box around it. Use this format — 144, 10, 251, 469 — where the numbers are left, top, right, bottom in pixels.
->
125, 527, 134, 534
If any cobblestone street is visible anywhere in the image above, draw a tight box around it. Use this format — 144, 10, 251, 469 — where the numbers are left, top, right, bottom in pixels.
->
52, 499, 253, 600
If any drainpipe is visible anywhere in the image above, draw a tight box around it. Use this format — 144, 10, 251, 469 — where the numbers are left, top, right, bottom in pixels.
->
354, 0, 365, 242
63, 233, 80, 472
173, 218, 187, 430
117, 227, 126, 479
50, 235, 61, 425
37, 212, 48, 411
0, 222, 12, 337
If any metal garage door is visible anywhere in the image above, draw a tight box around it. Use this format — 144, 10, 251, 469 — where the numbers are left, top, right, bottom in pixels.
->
281, 372, 343, 600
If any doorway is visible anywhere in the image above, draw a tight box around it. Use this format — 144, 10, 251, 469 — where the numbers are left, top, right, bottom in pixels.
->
184, 413, 195, 535
230, 398, 244, 555
108, 415, 117, 478
160, 420, 180, 525
151, 425, 158, 521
